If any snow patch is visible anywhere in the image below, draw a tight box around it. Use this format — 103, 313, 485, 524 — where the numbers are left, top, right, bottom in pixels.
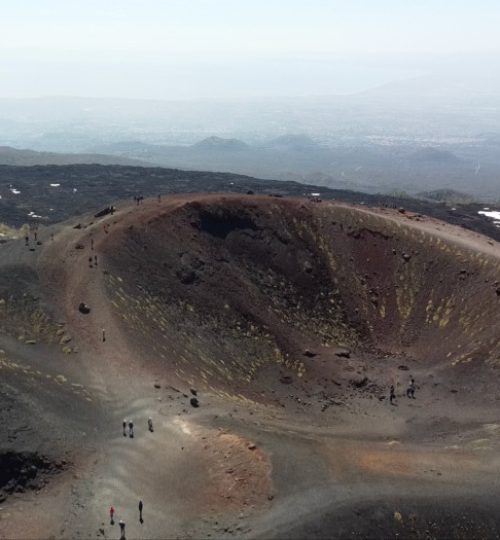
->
478, 210, 500, 221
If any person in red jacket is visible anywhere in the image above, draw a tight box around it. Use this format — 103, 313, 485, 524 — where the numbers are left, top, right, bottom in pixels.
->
109, 505, 115, 525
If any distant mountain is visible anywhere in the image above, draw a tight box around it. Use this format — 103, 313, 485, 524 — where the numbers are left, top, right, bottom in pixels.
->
83, 135, 500, 199
0, 146, 147, 167
357, 66, 500, 103
192, 136, 249, 151
409, 147, 460, 163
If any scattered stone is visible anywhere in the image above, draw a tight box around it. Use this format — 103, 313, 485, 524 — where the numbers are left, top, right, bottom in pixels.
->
25, 339, 37, 345
0, 451, 65, 501
334, 348, 350, 358
177, 268, 197, 285
350, 376, 368, 388
247, 443, 256, 450
402, 253, 411, 262
303, 349, 316, 358
280, 375, 293, 384
190, 397, 199, 408
398, 365, 409, 371
190, 388, 198, 396
154, 383, 161, 389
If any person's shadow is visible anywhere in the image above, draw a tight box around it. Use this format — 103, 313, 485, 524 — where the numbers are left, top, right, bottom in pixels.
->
140, 517, 144, 524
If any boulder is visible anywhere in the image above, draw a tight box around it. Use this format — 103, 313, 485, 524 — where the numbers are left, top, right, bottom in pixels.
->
190, 397, 200, 408
78, 303, 91, 314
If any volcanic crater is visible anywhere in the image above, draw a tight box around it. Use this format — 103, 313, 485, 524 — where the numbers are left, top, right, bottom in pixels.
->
102, 196, 500, 399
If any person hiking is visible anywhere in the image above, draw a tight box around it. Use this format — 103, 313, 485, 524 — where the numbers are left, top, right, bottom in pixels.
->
407, 377, 416, 399
119, 519, 126, 540
122, 419, 127, 437
128, 420, 134, 438
389, 384, 396, 405
102, 328, 106, 342
138, 499, 144, 522
148, 417, 154, 432
109, 505, 115, 524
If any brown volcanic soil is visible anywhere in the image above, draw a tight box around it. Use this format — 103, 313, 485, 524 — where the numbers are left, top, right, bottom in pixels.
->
1, 194, 500, 539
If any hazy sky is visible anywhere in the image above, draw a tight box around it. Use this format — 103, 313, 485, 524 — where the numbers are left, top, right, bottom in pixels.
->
1, 0, 499, 99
